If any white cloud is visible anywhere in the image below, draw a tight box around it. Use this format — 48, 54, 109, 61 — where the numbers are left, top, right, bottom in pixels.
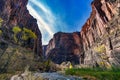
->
29, 0, 51, 14
27, 0, 66, 45
27, 4, 54, 45
29, 0, 56, 29
27, 5, 54, 35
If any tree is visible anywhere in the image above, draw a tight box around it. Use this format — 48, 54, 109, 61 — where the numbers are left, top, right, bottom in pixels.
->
22, 28, 37, 41
12, 26, 21, 43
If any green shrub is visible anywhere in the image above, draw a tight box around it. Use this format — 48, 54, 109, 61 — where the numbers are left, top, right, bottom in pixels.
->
0, 18, 3, 23
65, 68, 120, 80
0, 18, 3, 27
12, 26, 22, 43
0, 30, 2, 36
12, 26, 37, 43
94, 45, 106, 53
22, 28, 37, 40
12, 26, 21, 34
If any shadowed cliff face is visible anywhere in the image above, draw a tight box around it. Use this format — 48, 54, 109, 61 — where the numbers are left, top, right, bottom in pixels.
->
46, 0, 120, 67
46, 32, 83, 64
0, 0, 42, 56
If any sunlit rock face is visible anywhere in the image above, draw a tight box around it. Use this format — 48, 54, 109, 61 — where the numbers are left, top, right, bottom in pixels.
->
0, 0, 42, 56
46, 0, 120, 67
81, 0, 120, 67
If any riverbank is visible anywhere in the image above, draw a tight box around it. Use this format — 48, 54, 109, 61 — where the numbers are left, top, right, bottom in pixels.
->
65, 68, 120, 80
1, 67, 120, 80
10, 71, 82, 80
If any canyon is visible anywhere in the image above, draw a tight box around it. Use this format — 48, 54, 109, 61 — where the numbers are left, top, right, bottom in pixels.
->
0, 0, 119, 79
0, 0, 119, 74
45, 0, 120, 68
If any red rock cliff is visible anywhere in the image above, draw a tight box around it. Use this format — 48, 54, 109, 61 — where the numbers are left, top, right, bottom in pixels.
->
46, 32, 83, 64
81, 0, 119, 67
81, 0, 118, 50
0, 0, 42, 57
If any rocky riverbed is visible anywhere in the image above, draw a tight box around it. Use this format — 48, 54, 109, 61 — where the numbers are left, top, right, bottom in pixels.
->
11, 72, 82, 80
34, 72, 82, 80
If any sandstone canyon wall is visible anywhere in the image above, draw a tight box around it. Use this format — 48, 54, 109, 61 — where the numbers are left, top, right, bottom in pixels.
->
0, 0, 42, 56
46, 0, 120, 68
46, 32, 83, 64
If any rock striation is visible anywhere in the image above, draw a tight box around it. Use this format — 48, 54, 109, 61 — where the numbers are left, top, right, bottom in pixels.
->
46, 0, 120, 67
0, 0, 42, 56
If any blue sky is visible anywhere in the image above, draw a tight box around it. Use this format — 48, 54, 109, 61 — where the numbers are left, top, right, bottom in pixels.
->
27, 0, 93, 45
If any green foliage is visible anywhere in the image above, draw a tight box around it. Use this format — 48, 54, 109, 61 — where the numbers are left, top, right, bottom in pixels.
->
0, 18, 3, 27
65, 68, 120, 80
22, 33, 28, 40
0, 30, 2, 36
94, 45, 106, 53
22, 28, 37, 40
12, 26, 21, 34
12, 26, 22, 43
0, 18, 3, 23
12, 26, 37, 43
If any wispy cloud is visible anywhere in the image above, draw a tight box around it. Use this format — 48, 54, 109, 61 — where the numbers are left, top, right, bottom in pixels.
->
27, 0, 56, 45
29, 0, 51, 14
29, 0, 55, 25
27, 5, 54, 35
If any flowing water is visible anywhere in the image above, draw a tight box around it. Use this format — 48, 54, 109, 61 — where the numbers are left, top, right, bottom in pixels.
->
34, 72, 82, 80
11, 72, 82, 80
